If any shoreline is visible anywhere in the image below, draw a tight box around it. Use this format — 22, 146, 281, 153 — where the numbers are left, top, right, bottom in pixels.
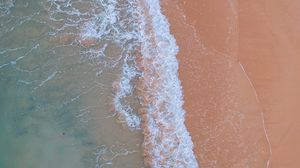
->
162, 0, 271, 167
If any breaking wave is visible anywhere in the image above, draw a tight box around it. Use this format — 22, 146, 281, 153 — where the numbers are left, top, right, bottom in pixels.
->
113, 0, 198, 167
45, 0, 198, 167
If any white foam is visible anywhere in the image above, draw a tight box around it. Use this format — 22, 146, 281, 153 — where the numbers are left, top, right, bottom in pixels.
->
133, 0, 199, 167
0, 0, 15, 17
46, 0, 199, 167
80, 0, 118, 40
113, 59, 141, 130
94, 0, 199, 167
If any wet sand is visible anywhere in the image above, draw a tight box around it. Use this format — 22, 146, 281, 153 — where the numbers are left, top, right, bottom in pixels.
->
239, 1, 300, 167
163, 0, 271, 167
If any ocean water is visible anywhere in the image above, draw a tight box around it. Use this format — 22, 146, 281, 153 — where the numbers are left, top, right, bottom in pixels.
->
0, 0, 197, 167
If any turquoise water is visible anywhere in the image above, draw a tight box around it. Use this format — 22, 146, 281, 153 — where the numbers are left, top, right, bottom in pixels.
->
0, 0, 144, 167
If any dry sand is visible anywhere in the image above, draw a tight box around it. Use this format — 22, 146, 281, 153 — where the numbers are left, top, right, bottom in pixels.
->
163, 0, 271, 167
239, 1, 300, 167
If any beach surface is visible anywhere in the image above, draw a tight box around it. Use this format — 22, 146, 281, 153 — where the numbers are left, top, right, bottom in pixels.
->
239, 1, 300, 167
163, 0, 271, 167
164, 0, 300, 167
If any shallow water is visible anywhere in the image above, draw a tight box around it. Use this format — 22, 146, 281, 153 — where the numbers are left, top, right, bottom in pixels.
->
0, 0, 144, 167
0, 0, 199, 167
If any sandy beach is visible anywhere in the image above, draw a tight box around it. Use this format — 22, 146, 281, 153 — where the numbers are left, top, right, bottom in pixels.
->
163, 0, 300, 167
163, 0, 271, 167
239, 1, 300, 167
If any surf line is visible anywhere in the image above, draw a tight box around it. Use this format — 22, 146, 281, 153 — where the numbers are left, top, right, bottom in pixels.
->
113, 0, 199, 167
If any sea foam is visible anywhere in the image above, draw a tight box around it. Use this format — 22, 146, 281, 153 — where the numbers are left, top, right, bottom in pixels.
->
136, 1, 198, 167
45, 0, 199, 167
114, 0, 198, 167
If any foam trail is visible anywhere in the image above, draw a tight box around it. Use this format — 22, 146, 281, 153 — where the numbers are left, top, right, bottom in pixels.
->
130, 1, 198, 167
